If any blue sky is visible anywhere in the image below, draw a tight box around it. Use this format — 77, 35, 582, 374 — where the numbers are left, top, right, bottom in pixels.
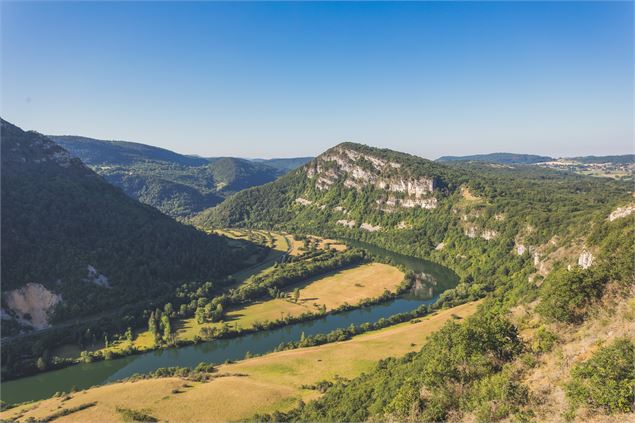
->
1, 1, 633, 159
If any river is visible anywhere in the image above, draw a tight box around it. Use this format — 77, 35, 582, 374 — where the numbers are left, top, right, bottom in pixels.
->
1, 242, 457, 406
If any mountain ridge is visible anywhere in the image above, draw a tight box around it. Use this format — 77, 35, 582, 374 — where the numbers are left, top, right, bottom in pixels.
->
50, 135, 310, 217
1, 119, 248, 331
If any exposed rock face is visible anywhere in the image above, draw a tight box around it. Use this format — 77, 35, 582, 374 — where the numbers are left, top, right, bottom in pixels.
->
609, 204, 635, 221
481, 229, 498, 241
336, 219, 356, 228
464, 225, 498, 240
306, 146, 437, 209
578, 250, 594, 269
360, 223, 381, 232
86, 265, 110, 288
5, 283, 62, 329
464, 225, 478, 238
295, 197, 313, 206
397, 221, 412, 230
1, 121, 75, 169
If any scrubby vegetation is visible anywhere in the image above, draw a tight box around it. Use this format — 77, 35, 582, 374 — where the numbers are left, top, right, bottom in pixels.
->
200, 143, 634, 421
566, 338, 635, 415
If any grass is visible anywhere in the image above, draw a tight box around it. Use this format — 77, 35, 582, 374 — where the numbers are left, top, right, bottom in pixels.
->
178, 262, 404, 336
1, 301, 480, 423
50, 232, 365, 361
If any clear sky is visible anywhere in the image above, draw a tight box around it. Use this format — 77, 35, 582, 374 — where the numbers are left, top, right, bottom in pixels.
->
1, 1, 633, 159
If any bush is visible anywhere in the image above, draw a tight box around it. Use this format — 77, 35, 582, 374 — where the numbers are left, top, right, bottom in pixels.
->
537, 268, 606, 324
116, 407, 158, 422
532, 326, 558, 353
566, 338, 635, 414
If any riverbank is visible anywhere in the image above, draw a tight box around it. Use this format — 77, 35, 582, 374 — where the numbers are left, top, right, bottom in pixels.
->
0, 301, 481, 423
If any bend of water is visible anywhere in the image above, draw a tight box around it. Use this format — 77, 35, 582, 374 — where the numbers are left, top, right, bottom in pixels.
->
1, 243, 458, 406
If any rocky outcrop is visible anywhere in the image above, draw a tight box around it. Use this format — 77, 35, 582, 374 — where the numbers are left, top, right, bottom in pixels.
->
578, 250, 594, 269
397, 221, 412, 230
464, 225, 478, 238
336, 219, 356, 228
306, 146, 437, 210
608, 204, 635, 221
86, 265, 110, 288
481, 229, 498, 241
464, 225, 498, 240
295, 197, 313, 206
360, 223, 381, 232
5, 283, 62, 329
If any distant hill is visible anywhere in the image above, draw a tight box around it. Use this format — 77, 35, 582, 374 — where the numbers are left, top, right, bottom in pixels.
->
437, 152, 553, 164
50, 135, 208, 166
567, 154, 634, 164
49, 136, 306, 217
251, 157, 313, 172
2, 120, 247, 327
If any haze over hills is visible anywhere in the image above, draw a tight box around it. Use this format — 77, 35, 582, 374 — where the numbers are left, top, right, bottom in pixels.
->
437, 152, 554, 164
50, 135, 310, 217
437, 152, 634, 165
1, 120, 250, 333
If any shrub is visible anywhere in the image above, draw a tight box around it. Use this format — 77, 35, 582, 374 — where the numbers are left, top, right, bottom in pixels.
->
566, 338, 635, 414
532, 326, 558, 353
116, 407, 158, 422
537, 268, 606, 324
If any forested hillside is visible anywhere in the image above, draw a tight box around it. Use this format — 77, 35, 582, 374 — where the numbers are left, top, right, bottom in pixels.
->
50, 135, 305, 217
1, 120, 249, 331
197, 142, 635, 421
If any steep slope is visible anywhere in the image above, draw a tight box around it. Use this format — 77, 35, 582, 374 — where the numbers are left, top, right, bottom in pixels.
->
207, 157, 281, 191
1, 120, 247, 329
194, 142, 466, 229
198, 142, 634, 422
437, 152, 553, 164
195, 143, 629, 268
49, 135, 294, 217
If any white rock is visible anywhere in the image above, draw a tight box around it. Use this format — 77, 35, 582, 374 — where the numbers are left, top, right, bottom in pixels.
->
336, 219, 356, 228
609, 204, 635, 221
86, 265, 110, 288
5, 283, 62, 329
481, 229, 498, 241
578, 250, 594, 269
294, 198, 313, 206
360, 223, 381, 232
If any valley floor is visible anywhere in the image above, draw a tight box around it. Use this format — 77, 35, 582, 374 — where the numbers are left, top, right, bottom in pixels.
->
0, 301, 480, 423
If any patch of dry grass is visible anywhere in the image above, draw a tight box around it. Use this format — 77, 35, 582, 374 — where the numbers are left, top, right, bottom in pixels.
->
179, 263, 403, 336
1, 301, 479, 423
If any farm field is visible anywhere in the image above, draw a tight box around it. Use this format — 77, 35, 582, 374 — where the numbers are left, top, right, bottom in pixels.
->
1, 301, 480, 423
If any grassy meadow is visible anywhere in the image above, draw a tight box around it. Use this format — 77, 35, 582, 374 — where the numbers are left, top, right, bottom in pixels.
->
1, 301, 480, 423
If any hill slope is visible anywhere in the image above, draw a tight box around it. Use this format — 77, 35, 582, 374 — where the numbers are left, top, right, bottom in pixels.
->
50, 135, 304, 217
195, 141, 634, 421
1, 120, 247, 329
